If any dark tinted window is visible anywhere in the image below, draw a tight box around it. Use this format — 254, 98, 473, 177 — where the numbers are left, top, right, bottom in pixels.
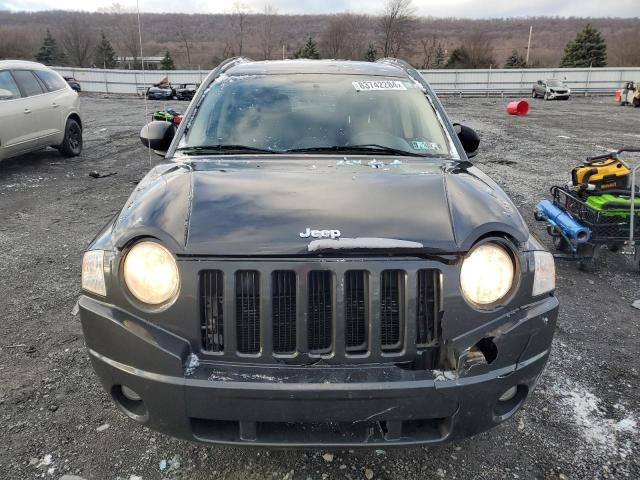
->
12, 70, 45, 97
0, 70, 21, 99
35, 69, 67, 91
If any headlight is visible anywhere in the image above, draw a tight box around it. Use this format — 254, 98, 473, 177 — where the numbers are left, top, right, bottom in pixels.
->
123, 241, 179, 306
460, 243, 515, 307
532, 251, 555, 296
82, 250, 106, 296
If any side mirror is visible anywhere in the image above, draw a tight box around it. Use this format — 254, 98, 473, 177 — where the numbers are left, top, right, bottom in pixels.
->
140, 121, 175, 155
453, 123, 480, 158
0, 88, 15, 100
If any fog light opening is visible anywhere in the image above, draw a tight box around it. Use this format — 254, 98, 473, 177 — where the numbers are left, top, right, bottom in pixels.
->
112, 385, 149, 422
474, 337, 498, 364
494, 384, 528, 420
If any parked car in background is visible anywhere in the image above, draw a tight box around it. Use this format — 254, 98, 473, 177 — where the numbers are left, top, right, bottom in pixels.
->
0, 60, 82, 161
616, 81, 639, 107
79, 57, 558, 448
175, 83, 199, 101
64, 76, 81, 92
147, 81, 175, 100
531, 79, 570, 100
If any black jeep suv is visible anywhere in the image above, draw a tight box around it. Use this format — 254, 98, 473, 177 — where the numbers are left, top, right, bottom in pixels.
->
79, 58, 558, 447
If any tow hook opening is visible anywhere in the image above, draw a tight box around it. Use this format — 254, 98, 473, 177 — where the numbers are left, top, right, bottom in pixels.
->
112, 385, 149, 422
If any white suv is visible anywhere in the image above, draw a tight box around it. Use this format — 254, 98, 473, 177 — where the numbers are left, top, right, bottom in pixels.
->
0, 60, 82, 161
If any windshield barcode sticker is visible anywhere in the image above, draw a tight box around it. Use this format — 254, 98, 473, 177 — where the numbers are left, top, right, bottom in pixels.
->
352, 80, 407, 91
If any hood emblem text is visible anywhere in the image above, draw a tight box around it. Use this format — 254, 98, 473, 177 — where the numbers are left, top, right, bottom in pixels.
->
300, 228, 341, 239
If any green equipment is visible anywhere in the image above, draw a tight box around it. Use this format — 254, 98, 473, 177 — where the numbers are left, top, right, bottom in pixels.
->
586, 193, 640, 217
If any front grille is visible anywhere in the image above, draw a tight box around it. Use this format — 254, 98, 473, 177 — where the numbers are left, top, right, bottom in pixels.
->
307, 271, 333, 352
272, 271, 297, 354
200, 270, 224, 352
344, 270, 367, 352
236, 271, 260, 354
199, 263, 441, 364
380, 270, 403, 351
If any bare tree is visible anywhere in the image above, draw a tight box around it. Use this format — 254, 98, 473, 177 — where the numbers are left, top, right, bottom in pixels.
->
379, 0, 416, 58
419, 35, 438, 69
0, 26, 34, 60
232, 2, 250, 56
258, 4, 279, 60
59, 17, 94, 67
101, 4, 142, 66
177, 20, 193, 66
462, 32, 495, 67
321, 13, 367, 60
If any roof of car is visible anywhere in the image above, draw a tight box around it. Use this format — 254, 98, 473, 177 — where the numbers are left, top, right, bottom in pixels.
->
0, 60, 52, 71
226, 59, 407, 78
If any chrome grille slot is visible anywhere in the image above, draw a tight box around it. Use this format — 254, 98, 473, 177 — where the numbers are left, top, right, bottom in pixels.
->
272, 271, 297, 354
236, 270, 260, 354
308, 271, 333, 353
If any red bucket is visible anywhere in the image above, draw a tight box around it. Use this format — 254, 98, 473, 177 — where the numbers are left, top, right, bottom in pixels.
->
506, 100, 529, 116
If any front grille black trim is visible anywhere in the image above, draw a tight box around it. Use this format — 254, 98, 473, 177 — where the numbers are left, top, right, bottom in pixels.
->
236, 270, 260, 354
307, 271, 333, 353
380, 270, 404, 352
200, 270, 224, 352
417, 269, 439, 346
272, 271, 297, 354
344, 270, 368, 353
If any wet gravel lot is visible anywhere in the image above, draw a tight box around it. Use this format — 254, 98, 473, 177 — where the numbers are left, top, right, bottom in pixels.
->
1, 94, 639, 480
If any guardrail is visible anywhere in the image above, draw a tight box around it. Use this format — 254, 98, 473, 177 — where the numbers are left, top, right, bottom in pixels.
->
52, 66, 640, 96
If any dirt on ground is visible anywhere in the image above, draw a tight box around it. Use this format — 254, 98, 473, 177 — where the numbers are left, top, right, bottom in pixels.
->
0, 94, 639, 480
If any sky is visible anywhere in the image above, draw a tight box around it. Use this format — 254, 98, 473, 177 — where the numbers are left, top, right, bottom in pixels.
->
0, 0, 635, 17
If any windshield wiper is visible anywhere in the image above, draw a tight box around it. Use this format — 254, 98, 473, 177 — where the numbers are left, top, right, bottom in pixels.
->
285, 144, 432, 158
176, 145, 281, 155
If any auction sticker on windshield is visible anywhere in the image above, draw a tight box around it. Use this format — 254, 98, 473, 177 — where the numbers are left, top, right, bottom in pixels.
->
352, 80, 407, 91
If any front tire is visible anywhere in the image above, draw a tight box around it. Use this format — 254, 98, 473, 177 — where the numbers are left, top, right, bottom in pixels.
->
544, 92, 550, 100
633, 98, 640, 108
58, 118, 82, 157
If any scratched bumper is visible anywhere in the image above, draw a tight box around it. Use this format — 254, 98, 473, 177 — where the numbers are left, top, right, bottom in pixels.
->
80, 295, 557, 447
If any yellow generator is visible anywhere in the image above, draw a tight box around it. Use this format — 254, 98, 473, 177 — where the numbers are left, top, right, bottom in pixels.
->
571, 155, 630, 192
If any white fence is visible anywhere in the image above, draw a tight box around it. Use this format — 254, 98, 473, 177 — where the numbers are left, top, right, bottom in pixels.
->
53, 66, 640, 96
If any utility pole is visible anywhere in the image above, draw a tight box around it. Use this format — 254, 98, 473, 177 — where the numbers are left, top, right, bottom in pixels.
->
525, 25, 533, 65
282, 44, 286, 60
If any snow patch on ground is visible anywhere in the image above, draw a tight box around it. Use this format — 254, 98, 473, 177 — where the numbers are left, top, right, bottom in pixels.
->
547, 377, 638, 460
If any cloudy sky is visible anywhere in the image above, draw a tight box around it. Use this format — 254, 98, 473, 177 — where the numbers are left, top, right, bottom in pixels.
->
0, 0, 634, 17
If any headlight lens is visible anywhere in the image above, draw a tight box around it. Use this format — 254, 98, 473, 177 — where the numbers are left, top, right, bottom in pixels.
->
82, 250, 106, 296
460, 243, 515, 307
532, 251, 556, 296
123, 241, 179, 305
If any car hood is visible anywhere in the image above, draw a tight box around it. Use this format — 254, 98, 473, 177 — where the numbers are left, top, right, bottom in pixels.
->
110, 157, 529, 256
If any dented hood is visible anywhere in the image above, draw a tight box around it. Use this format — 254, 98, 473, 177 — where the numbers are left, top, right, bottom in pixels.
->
112, 157, 529, 255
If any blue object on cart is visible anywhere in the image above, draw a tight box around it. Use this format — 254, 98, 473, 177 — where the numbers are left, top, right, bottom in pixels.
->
536, 199, 591, 243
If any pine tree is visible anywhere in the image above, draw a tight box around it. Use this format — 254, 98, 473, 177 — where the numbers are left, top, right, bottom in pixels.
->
35, 29, 66, 66
364, 43, 377, 62
504, 49, 527, 68
434, 44, 446, 68
293, 36, 320, 59
94, 32, 117, 69
560, 24, 607, 67
160, 50, 176, 70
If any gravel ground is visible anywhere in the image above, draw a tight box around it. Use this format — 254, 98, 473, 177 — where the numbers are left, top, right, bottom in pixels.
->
0, 94, 639, 480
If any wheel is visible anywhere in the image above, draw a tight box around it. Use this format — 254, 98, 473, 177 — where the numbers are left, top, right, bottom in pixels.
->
553, 235, 572, 253
633, 98, 640, 108
544, 92, 550, 100
578, 243, 601, 272
58, 118, 82, 157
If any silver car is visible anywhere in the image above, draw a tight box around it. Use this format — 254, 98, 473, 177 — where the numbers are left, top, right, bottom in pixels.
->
0, 60, 82, 161
531, 79, 571, 100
